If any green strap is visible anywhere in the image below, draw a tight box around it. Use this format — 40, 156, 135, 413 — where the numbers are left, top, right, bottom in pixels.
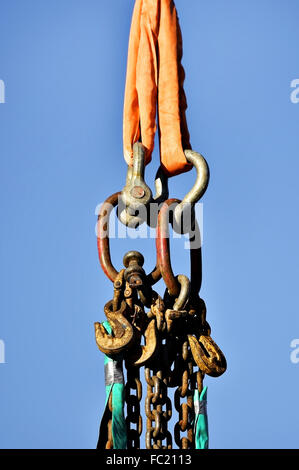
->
194, 386, 209, 449
98, 321, 127, 450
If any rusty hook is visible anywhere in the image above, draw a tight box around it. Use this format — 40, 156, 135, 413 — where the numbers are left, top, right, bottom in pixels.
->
126, 319, 157, 367
188, 334, 227, 377
94, 300, 135, 356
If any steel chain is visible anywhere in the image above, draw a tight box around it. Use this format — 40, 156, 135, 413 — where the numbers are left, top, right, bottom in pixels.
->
106, 392, 113, 449
174, 339, 195, 449
125, 366, 143, 449
96, 190, 225, 449
145, 366, 172, 449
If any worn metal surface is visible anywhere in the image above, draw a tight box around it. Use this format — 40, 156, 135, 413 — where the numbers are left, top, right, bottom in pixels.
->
156, 198, 202, 298
94, 300, 135, 356
97, 192, 120, 282
173, 150, 210, 232
119, 143, 152, 227
156, 198, 181, 297
174, 339, 195, 449
188, 334, 227, 378
95, 146, 226, 449
98, 197, 161, 286
125, 367, 143, 448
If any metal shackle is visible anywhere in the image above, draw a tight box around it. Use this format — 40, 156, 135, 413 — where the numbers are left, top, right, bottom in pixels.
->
118, 142, 152, 227
173, 150, 210, 233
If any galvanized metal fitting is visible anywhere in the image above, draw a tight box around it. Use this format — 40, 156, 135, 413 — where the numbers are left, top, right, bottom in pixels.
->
173, 150, 210, 234
118, 143, 152, 227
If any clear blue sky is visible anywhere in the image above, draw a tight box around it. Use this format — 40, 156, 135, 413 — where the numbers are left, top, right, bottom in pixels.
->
0, 0, 299, 449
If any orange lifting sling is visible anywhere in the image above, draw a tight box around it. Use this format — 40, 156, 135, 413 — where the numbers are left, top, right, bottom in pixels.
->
123, 0, 192, 177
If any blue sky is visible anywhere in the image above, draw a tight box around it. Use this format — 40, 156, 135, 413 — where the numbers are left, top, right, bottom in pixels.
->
0, 0, 299, 449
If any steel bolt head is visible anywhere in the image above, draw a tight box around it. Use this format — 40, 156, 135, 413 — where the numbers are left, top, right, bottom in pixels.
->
130, 186, 145, 199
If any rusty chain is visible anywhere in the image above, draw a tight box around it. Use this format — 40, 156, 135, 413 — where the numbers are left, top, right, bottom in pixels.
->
95, 250, 226, 449
145, 367, 173, 450
144, 312, 173, 450
125, 366, 143, 449
106, 392, 113, 449
95, 159, 226, 448
174, 339, 195, 449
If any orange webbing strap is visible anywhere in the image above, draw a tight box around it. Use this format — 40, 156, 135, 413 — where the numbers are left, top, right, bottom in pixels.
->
123, 0, 192, 177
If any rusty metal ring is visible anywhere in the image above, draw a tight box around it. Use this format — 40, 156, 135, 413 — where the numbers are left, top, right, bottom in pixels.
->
156, 198, 202, 297
97, 192, 161, 285
97, 192, 120, 282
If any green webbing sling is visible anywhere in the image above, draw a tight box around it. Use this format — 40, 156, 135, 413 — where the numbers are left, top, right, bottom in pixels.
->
97, 321, 127, 449
194, 386, 209, 449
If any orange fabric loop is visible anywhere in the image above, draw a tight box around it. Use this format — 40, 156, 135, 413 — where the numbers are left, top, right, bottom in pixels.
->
123, 0, 192, 177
